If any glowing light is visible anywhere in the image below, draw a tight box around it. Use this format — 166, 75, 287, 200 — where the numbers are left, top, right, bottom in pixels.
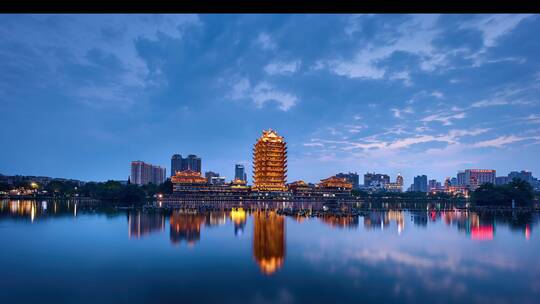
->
471, 225, 494, 241
30, 203, 35, 223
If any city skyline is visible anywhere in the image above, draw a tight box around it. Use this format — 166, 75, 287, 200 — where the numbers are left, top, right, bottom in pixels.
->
1, 14, 540, 185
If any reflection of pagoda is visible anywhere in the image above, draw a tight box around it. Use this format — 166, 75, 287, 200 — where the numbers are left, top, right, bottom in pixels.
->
252, 129, 287, 192
128, 211, 165, 239
169, 211, 206, 246
253, 211, 285, 275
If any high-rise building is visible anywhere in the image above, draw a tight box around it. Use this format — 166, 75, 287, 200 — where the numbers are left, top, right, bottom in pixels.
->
336, 172, 360, 190
364, 173, 390, 188
131, 161, 166, 185
412, 175, 428, 192
170, 154, 202, 176
252, 129, 287, 192
205, 171, 220, 183
496, 176, 509, 185
171, 154, 183, 177
183, 154, 202, 173
385, 173, 404, 192
457, 171, 466, 186
463, 169, 496, 188
428, 179, 437, 191
235, 164, 247, 181
508, 171, 533, 184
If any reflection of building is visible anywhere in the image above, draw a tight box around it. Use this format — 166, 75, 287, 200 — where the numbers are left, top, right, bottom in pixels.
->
252, 129, 287, 192
320, 215, 359, 229
253, 211, 285, 275
128, 211, 165, 239
131, 161, 166, 185
169, 211, 206, 245
230, 208, 247, 236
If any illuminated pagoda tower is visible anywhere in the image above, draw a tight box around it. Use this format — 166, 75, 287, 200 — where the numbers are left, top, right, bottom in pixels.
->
252, 129, 287, 192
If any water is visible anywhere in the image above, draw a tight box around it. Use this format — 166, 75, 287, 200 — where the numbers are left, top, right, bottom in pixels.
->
1, 200, 539, 303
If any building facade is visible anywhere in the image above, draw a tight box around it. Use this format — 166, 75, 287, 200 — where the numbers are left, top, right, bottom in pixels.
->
412, 175, 428, 192
170, 154, 202, 176
235, 164, 247, 182
131, 161, 166, 185
252, 129, 287, 192
364, 173, 390, 188
463, 169, 496, 188
336, 172, 360, 190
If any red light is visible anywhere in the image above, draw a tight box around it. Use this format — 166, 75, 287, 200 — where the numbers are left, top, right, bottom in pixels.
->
471, 225, 494, 241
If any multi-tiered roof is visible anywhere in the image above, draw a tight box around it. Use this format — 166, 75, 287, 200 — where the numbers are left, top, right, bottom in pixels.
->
252, 129, 287, 192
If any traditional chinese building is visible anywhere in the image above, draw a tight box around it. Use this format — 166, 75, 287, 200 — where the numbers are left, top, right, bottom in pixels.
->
252, 129, 288, 192
318, 176, 353, 190
287, 180, 311, 192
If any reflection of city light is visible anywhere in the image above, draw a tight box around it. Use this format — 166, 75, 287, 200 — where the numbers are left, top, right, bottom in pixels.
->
230, 208, 246, 225
525, 225, 531, 240
31, 203, 35, 223
471, 226, 494, 241
74, 203, 77, 217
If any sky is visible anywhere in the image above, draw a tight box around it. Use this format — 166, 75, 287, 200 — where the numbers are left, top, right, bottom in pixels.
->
1, 14, 540, 186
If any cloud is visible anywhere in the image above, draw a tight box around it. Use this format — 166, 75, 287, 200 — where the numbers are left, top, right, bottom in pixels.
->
230, 78, 298, 111
421, 112, 466, 126
389, 71, 413, 86
431, 91, 444, 99
462, 14, 533, 48
472, 135, 529, 148
470, 98, 531, 108
0, 14, 201, 109
256, 32, 277, 50
390, 107, 414, 118
525, 114, 540, 124
264, 60, 301, 76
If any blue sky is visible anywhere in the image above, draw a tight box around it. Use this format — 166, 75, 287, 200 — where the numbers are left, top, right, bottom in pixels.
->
1, 14, 539, 186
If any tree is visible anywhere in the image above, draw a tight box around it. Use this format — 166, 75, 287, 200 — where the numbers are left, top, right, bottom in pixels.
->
471, 179, 534, 207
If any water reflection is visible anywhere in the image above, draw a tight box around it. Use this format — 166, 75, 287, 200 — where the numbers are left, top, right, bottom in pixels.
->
128, 211, 165, 239
253, 210, 285, 275
169, 211, 206, 246
230, 208, 247, 236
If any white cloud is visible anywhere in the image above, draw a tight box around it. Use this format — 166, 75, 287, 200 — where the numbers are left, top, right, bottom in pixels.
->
462, 14, 533, 48
472, 135, 529, 148
526, 114, 540, 124
229, 78, 298, 111
431, 91, 444, 99
264, 60, 301, 76
256, 32, 276, 50
389, 71, 413, 86
390, 107, 414, 118
323, 15, 446, 81
471, 98, 531, 108
421, 112, 466, 126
